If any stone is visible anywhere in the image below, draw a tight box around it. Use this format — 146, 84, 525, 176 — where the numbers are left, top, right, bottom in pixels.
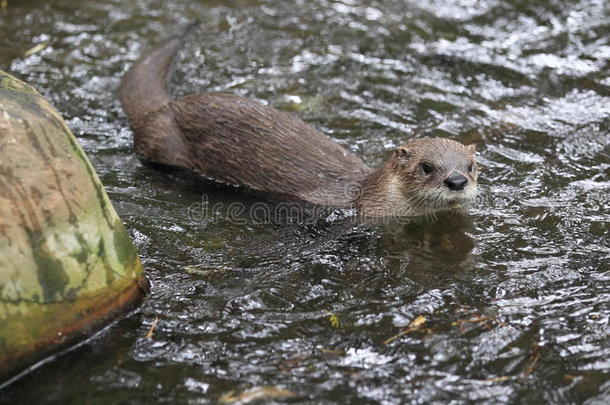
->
0, 70, 148, 381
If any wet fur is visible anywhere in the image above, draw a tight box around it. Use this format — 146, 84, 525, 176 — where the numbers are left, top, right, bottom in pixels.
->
120, 34, 369, 208
120, 30, 478, 217
356, 139, 478, 217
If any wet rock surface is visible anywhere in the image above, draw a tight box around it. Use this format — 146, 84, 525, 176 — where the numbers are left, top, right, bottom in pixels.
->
0, 70, 146, 381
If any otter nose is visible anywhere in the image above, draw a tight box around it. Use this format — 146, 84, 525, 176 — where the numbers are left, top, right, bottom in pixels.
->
444, 172, 468, 191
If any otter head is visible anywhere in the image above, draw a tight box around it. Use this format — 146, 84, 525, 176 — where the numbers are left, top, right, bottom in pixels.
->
389, 138, 479, 215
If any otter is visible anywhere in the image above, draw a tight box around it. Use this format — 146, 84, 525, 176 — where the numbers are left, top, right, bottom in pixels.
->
119, 28, 479, 217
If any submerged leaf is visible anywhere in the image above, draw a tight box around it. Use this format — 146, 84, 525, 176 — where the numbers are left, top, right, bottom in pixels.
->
383, 315, 427, 345
219, 386, 295, 404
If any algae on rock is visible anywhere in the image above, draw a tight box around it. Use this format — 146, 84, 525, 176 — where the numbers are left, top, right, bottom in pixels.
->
0, 70, 147, 381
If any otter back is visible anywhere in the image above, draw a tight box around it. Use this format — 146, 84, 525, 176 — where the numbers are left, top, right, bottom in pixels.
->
120, 35, 370, 207
168, 94, 370, 206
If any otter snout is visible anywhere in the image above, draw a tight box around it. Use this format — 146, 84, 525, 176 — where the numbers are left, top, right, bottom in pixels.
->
444, 172, 468, 191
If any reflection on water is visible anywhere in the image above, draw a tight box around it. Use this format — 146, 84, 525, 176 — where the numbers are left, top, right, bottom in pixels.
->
1, 0, 609, 403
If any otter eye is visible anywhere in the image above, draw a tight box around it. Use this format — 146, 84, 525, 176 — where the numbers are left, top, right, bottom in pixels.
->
468, 163, 474, 173
421, 162, 435, 174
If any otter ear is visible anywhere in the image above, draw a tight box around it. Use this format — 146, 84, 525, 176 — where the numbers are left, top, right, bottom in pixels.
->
394, 147, 412, 162
466, 144, 477, 155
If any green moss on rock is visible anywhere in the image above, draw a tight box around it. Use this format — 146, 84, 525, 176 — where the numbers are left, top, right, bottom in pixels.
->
0, 70, 147, 381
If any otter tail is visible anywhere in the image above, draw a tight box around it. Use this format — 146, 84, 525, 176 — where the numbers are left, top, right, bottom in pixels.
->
119, 22, 199, 132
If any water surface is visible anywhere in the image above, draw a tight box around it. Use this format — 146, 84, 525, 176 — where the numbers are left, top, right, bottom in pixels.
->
1, 0, 609, 403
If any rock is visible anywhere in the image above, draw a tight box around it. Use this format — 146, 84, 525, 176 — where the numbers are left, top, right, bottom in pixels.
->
0, 70, 148, 381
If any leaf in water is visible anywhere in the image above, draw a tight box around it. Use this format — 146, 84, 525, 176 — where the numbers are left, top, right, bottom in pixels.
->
320, 348, 345, 355
485, 376, 512, 383
324, 310, 341, 328
184, 265, 212, 276
521, 344, 542, 377
383, 315, 427, 345
410, 315, 427, 327
454, 313, 505, 333
219, 386, 295, 404
145, 316, 160, 340
23, 42, 48, 58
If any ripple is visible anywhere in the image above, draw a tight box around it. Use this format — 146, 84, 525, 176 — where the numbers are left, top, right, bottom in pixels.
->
1, 0, 609, 404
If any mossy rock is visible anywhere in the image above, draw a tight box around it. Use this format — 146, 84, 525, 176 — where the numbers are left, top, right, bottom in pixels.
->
0, 70, 148, 381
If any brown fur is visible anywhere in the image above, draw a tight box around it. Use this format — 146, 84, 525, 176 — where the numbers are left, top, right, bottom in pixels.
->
120, 33, 478, 217
356, 139, 478, 217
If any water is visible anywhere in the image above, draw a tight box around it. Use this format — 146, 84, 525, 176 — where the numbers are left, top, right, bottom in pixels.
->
1, 0, 609, 403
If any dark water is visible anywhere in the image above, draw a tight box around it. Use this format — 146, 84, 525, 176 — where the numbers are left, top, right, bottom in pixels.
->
1, 0, 609, 403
